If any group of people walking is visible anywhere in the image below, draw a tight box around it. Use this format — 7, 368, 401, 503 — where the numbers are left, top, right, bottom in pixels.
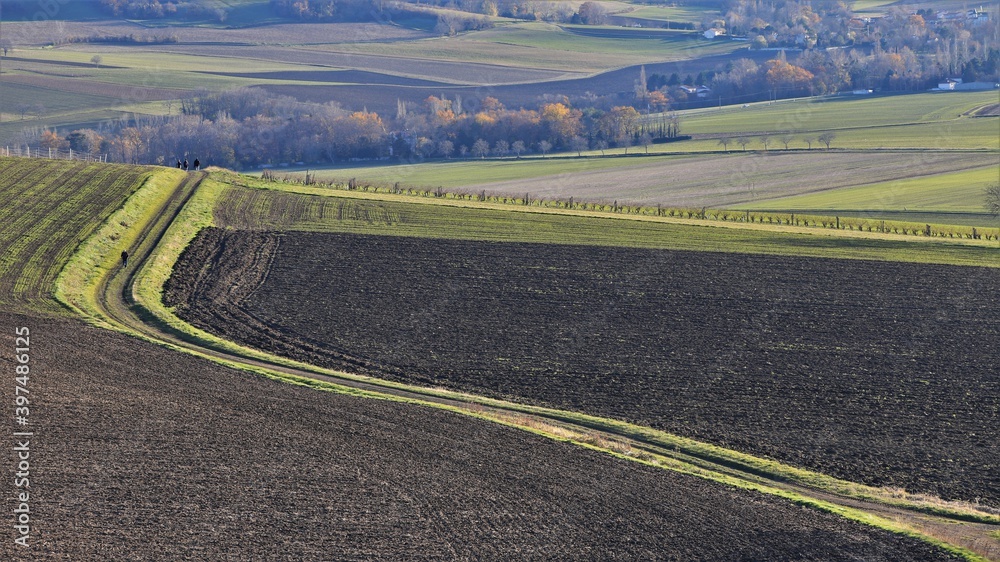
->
176, 158, 201, 171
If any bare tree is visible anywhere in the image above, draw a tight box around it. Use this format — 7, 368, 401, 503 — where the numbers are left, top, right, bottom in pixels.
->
570, 135, 588, 156
638, 132, 654, 153
779, 133, 795, 150
616, 133, 633, 155
818, 132, 836, 149
511, 140, 526, 158
577, 1, 608, 24
472, 138, 490, 159
538, 140, 552, 157
717, 136, 732, 152
802, 136, 814, 150
736, 136, 751, 151
91, 55, 103, 68
438, 140, 454, 159
986, 183, 1000, 218
758, 134, 770, 151
595, 139, 608, 156
415, 137, 435, 158
493, 139, 509, 158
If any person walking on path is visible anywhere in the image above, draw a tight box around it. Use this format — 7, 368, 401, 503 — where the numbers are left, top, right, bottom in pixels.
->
121, 250, 129, 267
193, 158, 200, 171
183, 159, 189, 171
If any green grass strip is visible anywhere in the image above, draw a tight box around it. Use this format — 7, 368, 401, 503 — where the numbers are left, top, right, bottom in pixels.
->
221, 172, 1000, 268
56, 168, 188, 327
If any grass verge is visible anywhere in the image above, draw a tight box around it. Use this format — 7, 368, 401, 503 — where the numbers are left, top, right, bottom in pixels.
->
126, 170, 1000, 525
56, 167, 188, 327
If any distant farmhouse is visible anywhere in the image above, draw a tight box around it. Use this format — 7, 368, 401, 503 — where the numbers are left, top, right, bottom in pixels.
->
935, 78, 999, 91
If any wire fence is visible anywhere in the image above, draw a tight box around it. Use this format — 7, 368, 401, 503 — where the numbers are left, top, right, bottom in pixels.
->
1, 146, 109, 163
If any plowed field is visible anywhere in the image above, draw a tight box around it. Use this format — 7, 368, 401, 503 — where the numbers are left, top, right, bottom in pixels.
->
0, 312, 964, 560
167, 230, 1000, 507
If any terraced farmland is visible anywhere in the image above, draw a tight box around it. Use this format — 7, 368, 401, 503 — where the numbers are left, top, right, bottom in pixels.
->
167, 229, 1000, 507
0, 157, 154, 314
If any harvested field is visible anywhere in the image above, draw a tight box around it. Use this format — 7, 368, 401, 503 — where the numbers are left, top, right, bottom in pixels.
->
974, 104, 1000, 117
167, 230, 1000, 507
0, 81, 119, 118
0, 311, 965, 560
306, 151, 998, 208
460, 152, 998, 207
141, 44, 575, 84
3, 20, 429, 47
0, 157, 152, 314
258, 50, 771, 113
1, 73, 185, 103
210, 69, 449, 87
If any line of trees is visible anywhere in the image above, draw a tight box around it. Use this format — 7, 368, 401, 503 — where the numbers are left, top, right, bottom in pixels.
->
18, 87, 684, 168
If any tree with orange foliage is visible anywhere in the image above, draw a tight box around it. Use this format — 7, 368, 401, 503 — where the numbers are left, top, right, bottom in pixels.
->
39, 130, 67, 151
540, 102, 582, 147
647, 90, 670, 112
596, 106, 640, 145
765, 58, 815, 95
330, 111, 386, 159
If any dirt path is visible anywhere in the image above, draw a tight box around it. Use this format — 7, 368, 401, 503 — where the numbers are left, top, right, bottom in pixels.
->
94, 177, 1000, 561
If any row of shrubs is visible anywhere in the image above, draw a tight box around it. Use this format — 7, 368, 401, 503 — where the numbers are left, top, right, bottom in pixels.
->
258, 171, 1000, 242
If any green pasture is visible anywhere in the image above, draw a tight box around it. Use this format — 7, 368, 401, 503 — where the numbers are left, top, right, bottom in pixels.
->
623, 3, 720, 23
18, 48, 325, 76
670, 91, 1000, 136
0, 49, 364, 142
133, 0, 279, 28
796, 119, 999, 151
741, 166, 1000, 227
474, 21, 742, 61
322, 21, 741, 72
850, 1, 898, 14
665, 118, 999, 151
629, 120, 998, 153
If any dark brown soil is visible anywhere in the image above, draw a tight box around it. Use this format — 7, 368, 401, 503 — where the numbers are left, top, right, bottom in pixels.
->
166, 229, 1000, 507
0, 312, 965, 560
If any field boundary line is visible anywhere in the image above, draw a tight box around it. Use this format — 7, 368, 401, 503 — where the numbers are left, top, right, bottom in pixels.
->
233, 173, 1000, 255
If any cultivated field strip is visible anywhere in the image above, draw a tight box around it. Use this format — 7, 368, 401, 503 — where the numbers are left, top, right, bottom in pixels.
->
212, 186, 1000, 267
0, 73, 184, 102
216, 187, 401, 231
167, 230, 1000, 508
0, 312, 966, 561
0, 158, 151, 313
457, 152, 1000, 207
154, 44, 572, 84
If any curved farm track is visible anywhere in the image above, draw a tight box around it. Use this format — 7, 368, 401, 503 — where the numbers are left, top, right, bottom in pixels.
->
167, 230, 1000, 510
